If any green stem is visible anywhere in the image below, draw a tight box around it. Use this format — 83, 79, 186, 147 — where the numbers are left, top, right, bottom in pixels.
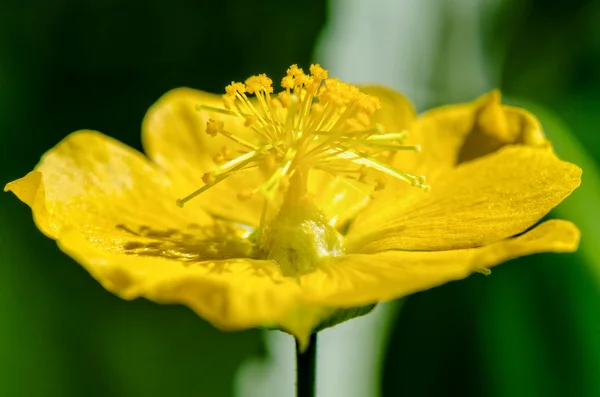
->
296, 333, 317, 397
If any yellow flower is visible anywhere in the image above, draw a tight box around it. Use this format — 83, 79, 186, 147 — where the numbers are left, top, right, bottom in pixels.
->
5, 65, 581, 349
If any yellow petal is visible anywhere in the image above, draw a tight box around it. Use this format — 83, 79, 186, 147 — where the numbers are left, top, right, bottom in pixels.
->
5, 130, 212, 239
5, 130, 316, 337
412, 90, 549, 181
301, 220, 580, 307
142, 88, 265, 227
355, 92, 555, 233
360, 85, 417, 132
56, 229, 302, 331
348, 146, 581, 252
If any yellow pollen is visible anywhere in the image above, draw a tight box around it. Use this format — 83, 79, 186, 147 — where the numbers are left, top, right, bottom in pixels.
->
176, 64, 430, 208
245, 115, 258, 127
309, 64, 328, 81
281, 75, 295, 90
225, 82, 246, 96
206, 119, 224, 137
202, 173, 216, 185
287, 64, 302, 75
245, 74, 273, 94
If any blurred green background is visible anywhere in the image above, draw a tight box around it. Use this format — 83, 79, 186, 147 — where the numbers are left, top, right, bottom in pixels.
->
1, 0, 599, 396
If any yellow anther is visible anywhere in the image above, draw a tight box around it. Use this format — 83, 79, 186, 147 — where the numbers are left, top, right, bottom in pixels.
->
245, 115, 259, 127
245, 74, 273, 94
296, 74, 311, 87
309, 64, 328, 80
355, 94, 382, 115
222, 94, 236, 109
287, 64, 304, 78
282, 64, 310, 88
281, 75, 295, 89
259, 74, 274, 93
206, 119, 224, 137
202, 172, 216, 185
225, 82, 246, 96
178, 63, 428, 209
342, 83, 360, 102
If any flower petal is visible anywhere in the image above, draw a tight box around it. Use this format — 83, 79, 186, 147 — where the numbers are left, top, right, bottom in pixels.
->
412, 90, 550, 181
5, 130, 213, 239
301, 220, 580, 307
56, 228, 302, 331
348, 146, 581, 252
5, 130, 324, 342
142, 88, 265, 227
356, 91, 553, 222
360, 85, 417, 132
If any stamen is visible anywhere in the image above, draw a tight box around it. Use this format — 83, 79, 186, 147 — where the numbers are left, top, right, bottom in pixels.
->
204, 119, 259, 151
334, 146, 429, 188
177, 64, 430, 209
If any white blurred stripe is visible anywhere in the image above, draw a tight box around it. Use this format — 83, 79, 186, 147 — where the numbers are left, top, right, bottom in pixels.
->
315, 0, 442, 109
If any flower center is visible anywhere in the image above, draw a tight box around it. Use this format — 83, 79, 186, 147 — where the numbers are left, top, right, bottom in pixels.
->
258, 169, 345, 276
175, 65, 429, 275
175, 64, 428, 207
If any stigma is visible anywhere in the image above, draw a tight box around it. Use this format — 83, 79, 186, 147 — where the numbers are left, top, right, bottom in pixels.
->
176, 64, 428, 208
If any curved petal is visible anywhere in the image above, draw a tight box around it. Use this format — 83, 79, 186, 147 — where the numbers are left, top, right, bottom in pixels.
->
57, 229, 303, 331
412, 90, 550, 181
360, 85, 417, 132
5, 130, 326, 343
142, 88, 266, 227
5, 130, 213, 239
301, 220, 580, 307
348, 146, 581, 253
359, 91, 553, 222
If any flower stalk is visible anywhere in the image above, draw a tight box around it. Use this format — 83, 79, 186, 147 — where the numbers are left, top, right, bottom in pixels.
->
296, 333, 317, 397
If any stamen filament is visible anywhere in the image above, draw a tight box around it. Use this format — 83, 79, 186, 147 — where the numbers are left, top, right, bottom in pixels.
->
217, 129, 260, 151
212, 150, 261, 174
365, 131, 408, 142
335, 146, 428, 187
178, 64, 429, 208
